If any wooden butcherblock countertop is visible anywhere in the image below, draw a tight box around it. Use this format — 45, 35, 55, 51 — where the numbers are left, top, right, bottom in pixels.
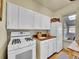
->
33, 36, 56, 41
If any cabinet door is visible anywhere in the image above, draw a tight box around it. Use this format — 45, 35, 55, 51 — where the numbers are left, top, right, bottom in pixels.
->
34, 12, 41, 29
48, 39, 53, 56
19, 7, 34, 29
41, 15, 50, 29
40, 45, 48, 59
40, 41, 49, 59
56, 32, 62, 51
53, 38, 57, 53
7, 2, 19, 29
56, 39, 62, 52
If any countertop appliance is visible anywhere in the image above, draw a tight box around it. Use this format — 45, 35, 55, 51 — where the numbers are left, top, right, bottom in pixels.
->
8, 32, 36, 59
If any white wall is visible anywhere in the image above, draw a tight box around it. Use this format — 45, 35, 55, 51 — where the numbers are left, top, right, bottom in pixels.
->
0, 0, 7, 59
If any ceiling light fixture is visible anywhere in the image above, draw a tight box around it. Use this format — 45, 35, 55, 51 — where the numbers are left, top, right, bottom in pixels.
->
69, 0, 75, 1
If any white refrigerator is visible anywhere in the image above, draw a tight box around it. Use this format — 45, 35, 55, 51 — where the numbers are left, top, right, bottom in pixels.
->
50, 22, 63, 52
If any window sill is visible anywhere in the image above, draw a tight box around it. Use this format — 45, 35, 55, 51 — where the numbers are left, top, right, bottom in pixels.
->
63, 39, 74, 43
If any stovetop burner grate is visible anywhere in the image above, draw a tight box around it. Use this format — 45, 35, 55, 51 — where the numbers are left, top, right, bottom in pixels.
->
12, 39, 21, 45
25, 38, 33, 41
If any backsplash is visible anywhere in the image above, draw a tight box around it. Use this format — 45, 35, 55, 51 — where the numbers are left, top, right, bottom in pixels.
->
7, 30, 49, 37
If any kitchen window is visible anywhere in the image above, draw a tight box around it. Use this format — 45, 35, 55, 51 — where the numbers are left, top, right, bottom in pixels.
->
68, 14, 76, 20
64, 14, 76, 41
69, 26, 75, 33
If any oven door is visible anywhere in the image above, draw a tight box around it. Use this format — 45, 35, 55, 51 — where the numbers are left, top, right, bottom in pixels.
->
8, 45, 36, 59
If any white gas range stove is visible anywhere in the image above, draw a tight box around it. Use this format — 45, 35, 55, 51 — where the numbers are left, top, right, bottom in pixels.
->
8, 32, 36, 59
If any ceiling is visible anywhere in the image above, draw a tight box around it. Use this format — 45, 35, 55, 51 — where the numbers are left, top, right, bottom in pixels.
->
35, 0, 78, 12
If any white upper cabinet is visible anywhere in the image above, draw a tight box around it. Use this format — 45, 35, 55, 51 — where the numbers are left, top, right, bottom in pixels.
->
7, 2, 19, 29
34, 12, 50, 30
33, 12, 42, 29
41, 14, 50, 29
19, 7, 34, 29
7, 2, 50, 30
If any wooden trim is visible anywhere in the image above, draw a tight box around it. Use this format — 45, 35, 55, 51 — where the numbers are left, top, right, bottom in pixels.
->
0, 0, 3, 21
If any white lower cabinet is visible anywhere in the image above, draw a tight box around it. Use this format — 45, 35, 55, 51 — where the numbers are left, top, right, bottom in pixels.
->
48, 39, 53, 56
40, 41, 49, 59
56, 39, 63, 52
36, 38, 57, 59
36, 40, 49, 59
53, 38, 57, 53
40, 45, 48, 59
48, 38, 57, 57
